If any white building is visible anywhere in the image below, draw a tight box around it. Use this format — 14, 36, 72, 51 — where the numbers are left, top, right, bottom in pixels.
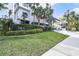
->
9, 3, 48, 25
52, 17, 67, 30
0, 3, 57, 27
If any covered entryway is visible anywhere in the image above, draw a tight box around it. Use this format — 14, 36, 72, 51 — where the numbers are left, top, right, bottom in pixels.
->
21, 20, 29, 24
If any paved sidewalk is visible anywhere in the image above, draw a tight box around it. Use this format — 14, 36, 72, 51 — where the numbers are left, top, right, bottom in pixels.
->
42, 36, 79, 56
59, 37, 79, 48
42, 31, 79, 56
54, 30, 79, 38
42, 46, 66, 56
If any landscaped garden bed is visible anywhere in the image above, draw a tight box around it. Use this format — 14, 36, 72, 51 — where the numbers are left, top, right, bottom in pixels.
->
1, 24, 52, 36
0, 31, 68, 56
6, 28, 43, 36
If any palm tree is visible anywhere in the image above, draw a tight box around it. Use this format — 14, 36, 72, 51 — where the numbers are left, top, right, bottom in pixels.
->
71, 11, 79, 31
8, 9, 12, 19
45, 4, 53, 28
76, 15, 79, 30
64, 10, 70, 21
36, 6, 43, 25
29, 3, 53, 27
0, 3, 8, 35
29, 3, 36, 25
0, 3, 8, 10
63, 10, 70, 30
29, 3, 43, 25
8, 9, 13, 31
41, 8, 47, 26
63, 10, 79, 31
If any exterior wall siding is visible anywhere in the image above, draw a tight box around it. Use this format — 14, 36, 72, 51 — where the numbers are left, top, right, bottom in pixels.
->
8, 3, 48, 25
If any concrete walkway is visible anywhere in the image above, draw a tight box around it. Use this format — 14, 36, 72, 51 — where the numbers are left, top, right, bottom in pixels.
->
54, 30, 79, 38
42, 31, 79, 56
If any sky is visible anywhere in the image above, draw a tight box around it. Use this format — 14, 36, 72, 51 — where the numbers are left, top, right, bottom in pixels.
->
0, 3, 79, 18
52, 3, 79, 18
0, 3, 13, 18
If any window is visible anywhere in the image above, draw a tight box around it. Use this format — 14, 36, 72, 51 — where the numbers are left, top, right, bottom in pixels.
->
22, 12, 28, 18
23, 3, 28, 7
14, 3, 19, 8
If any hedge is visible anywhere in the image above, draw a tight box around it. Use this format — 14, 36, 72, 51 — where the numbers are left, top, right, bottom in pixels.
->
42, 26, 52, 31
12, 24, 43, 30
6, 28, 43, 36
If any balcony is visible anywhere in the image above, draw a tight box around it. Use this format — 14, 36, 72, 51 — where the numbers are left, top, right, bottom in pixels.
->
18, 3, 31, 11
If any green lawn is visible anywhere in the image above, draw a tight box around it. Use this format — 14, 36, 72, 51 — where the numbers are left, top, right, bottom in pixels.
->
0, 31, 68, 56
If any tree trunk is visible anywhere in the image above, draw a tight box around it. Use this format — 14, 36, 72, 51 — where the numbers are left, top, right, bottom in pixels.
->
43, 19, 45, 26
33, 15, 35, 25
48, 20, 52, 30
37, 17, 40, 25
38, 19, 40, 25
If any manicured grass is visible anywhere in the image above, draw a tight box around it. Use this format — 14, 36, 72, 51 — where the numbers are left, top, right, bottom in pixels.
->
0, 31, 68, 56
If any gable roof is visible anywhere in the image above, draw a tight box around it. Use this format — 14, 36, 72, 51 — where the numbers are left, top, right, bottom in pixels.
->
53, 17, 60, 22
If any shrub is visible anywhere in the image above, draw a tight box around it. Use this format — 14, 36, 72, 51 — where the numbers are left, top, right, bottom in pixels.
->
12, 24, 43, 30
43, 26, 52, 31
0, 31, 2, 36
6, 28, 43, 36
76, 22, 79, 31
77, 27, 79, 31
12, 24, 53, 31
0, 18, 14, 35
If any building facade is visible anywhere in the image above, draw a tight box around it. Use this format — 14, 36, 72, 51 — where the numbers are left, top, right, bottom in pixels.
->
10, 3, 48, 25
